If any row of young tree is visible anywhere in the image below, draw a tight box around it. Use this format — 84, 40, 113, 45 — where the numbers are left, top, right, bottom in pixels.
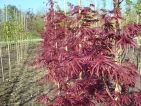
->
33, 0, 141, 106
0, 4, 44, 40
0, 4, 44, 82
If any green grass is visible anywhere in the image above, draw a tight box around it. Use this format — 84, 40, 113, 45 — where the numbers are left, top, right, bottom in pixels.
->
0, 38, 43, 47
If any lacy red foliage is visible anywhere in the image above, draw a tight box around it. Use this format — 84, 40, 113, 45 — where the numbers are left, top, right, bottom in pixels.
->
33, 0, 141, 105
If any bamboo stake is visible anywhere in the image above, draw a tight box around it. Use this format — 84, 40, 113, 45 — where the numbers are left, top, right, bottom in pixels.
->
0, 48, 4, 82
53, 3, 61, 94
78, 0, 83, 80
23, 13, 27, 57
63, 0, 69, 83
18, 12, 21, 63
119, 19, 123, 64
5, 3, 12, 79
16, 37, 19, 64
7, 37, 12, 79
78, 0, 81, 7
25, 14, 29, 54
64, 0, 67, 15
15, 10, 20, 64
94, 0, 98, 26
20, 13, 23, 61
137, 14, 140, 34
113, 0, 122, 100
64, 0, 67, 51
94, 0, 97, 10
23, 14, 28, 59
18, 11, 22, 62
136, 14, 141, 75
0, 11, 4, 81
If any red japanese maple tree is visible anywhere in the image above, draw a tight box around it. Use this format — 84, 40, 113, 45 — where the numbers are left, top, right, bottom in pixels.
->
33, 0, 141, 105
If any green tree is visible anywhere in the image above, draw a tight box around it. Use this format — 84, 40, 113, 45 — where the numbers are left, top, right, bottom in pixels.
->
3, 5, 20, 20
125, 0, 132, 15
0, 8, 2, 22
26, 8, 44, 39
31, 11, 44, 38
102, 0, 106, 8
134, 0, 141, 23
34, 9, 44, 31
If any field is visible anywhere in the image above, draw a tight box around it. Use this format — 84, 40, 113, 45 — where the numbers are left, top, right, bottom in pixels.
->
0, 41, 140, 106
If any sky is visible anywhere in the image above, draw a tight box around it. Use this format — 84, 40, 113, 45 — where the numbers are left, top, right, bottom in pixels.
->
0, 0, 125, 13
0, 0, 47, 13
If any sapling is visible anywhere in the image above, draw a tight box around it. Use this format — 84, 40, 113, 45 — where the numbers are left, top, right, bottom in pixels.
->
33, 0, 141, 106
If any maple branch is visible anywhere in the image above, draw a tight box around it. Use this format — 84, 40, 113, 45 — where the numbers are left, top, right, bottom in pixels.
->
107, 46, 114, 54
119, 47, 125, 57
103, 78, 114, 100
119, 48, 126, 63
119, 0, 124, 4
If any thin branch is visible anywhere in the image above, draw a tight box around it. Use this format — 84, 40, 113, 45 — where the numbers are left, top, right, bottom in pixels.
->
119, 0, 124, 4
103, 78, 114, 100
107, 46, 115, 54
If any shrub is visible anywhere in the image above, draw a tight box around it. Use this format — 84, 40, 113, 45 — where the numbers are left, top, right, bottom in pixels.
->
33, 0, 141, 105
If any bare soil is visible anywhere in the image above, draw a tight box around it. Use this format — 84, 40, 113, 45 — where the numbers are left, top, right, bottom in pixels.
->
0, 44, 52, 106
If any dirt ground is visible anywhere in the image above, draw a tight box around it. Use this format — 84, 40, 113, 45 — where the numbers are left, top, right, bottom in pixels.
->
0, 44, 52, 106
0, 44, 140, 106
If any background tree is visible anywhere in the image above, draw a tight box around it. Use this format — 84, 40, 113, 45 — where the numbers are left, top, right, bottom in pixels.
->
0, 8, 3, 22
102, 0, 106, 8
134, 0, 141, 24
0, 8, 4, 81
125, 0, 132, 15
3, 5, 20, 20
134, 0, 141, 70
31, 9, 44, 38
25, 8, 44, 39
